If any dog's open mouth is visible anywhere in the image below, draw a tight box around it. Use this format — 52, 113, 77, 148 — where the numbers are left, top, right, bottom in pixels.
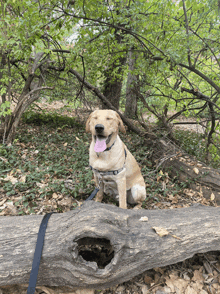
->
94, 134, 112, 152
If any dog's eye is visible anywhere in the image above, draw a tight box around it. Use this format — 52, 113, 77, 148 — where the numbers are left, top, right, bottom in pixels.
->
106, 117, 112, 120
93, 117, 98, 120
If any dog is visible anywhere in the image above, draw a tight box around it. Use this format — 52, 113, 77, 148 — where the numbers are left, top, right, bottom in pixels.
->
86, 109, 146, 209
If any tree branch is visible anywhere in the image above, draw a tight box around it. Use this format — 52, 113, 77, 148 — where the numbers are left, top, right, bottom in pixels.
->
179, 64, 220, 93
182, 0, 192, 67
69, 69, 144, 136
180, 87, 220, 111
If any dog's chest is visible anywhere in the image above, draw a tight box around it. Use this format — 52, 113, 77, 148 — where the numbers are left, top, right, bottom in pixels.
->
98, 174, 119, 197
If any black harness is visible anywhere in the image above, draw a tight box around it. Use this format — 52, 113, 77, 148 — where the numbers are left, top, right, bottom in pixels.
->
90, 145, 127, 176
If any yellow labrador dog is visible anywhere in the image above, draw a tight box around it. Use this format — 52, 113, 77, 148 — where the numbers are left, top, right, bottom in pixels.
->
86, 109, 146, 209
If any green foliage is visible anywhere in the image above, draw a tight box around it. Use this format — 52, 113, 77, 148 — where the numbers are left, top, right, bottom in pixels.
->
174, 129, 220, 169
0, 101, 11, 117
1, 0, 220, 110
0, 113, 93, 214
1, 0, 220, 168
22, 110, 80, 128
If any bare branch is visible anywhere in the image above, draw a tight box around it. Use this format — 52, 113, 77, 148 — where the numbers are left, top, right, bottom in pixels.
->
181, 87, 220, 111
179, 65, 220, 93
182, 0, 192, 67
69, 68, 145, 136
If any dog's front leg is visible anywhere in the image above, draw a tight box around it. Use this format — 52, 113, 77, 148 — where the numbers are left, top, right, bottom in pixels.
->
116, 171, 127, 209
94, 174, 104, 203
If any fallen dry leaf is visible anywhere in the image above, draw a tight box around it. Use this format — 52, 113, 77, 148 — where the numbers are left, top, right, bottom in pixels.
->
166, 274, 189, 293
193, 167, 199, 174
210, 193, 215, 201
0, 156, 8, 162
185, 285, 197, 294
76, 289, 95, 294
19, 175, 26, 183
52, 193, 59, 199
0, 204, 7, 210
36, 182, 48, 188
192, 269, 204, 283
4, 175, 18, 185
141, 284, 149, 294
0, 199, 7, 206
153, 226, 169, 237
139, 216, 149, 222
36, 285, 55, 294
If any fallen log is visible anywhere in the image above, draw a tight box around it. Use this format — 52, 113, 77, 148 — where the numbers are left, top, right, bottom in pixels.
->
144, 136, 220, 204
1, 201, 220, 291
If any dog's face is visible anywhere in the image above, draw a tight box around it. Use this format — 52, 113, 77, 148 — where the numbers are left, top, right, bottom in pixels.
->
86, 110, 126, 151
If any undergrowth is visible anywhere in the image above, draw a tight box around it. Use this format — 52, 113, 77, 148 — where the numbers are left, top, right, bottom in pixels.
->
0, 110, 218, 214
173, 129, 220, 169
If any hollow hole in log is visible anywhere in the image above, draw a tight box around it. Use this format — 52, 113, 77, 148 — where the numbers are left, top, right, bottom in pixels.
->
77, 237, 114, 269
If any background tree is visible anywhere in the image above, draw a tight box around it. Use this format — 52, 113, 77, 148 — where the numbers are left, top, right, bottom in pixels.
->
0, 0, 219, 167
124, 48, 138, 118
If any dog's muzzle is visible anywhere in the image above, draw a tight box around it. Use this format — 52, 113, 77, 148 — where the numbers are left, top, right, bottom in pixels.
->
94, 124, 112, 145
94, 133, 112, 145
95, 124, 104, 133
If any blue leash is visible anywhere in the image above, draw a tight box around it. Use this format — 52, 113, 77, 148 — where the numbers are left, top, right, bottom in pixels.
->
27, 212, 54, 294
27, 188, 99, 293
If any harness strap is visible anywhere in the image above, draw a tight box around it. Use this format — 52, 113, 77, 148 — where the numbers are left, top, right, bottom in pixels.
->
90, 165, 124, 176
103, 139, 116, 152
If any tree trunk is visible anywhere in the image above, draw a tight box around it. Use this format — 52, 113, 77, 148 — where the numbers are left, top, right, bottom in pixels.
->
102, 32, 126, 110
124, 49, 138, 118
1, 201, 220, 291
0, 53, 53, 144
102, 69, 124, 110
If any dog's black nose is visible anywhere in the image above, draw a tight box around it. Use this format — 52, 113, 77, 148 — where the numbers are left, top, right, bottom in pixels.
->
95, 124, 104, 133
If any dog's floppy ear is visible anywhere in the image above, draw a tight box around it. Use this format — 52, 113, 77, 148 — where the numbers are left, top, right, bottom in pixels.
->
86, 113, 92, 133
116, 113, 126, 134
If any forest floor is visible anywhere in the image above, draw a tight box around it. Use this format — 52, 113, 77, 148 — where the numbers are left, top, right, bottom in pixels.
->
0, 102, 219, 294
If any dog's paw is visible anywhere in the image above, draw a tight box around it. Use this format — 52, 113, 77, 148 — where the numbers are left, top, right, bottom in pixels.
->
133, 203, 143, 210
115, 194, 119, 200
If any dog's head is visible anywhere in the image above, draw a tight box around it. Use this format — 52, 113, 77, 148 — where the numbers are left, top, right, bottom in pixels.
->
86, 109, 126, 152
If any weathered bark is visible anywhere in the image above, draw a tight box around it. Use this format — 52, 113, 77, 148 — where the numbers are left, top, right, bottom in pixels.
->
102, 66, 125, 110
124, 49, 138, 118
0, 53, 53, 144
144, 135, 220, 203
1, 201, 220, 291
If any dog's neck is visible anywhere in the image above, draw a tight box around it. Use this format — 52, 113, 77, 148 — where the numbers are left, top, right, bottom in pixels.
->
103, 138, 116, 152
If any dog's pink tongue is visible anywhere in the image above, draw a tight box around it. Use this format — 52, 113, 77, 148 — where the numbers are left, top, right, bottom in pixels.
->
94, 138, 107, 152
